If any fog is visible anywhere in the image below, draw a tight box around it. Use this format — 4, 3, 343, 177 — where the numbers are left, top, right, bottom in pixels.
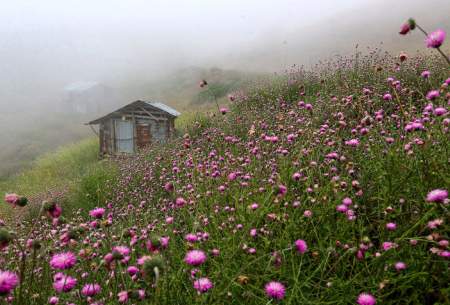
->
1, 0, 449, 175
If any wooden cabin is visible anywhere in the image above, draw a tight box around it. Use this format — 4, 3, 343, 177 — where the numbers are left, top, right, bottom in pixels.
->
87, 100, 180, 156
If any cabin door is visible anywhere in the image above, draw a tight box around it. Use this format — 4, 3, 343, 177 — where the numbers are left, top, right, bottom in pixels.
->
136, 124, 151, 149
115, 120, 134, 153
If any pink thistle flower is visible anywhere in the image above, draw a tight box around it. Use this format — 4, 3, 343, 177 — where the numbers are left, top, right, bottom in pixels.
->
342, 197, 352, 206
434, 107, 447, 116
421, 70, 431, 79
303, 210, 313, 217
399, 22, 411, 35
426, 189, 448, 203
81, 283, 101, 297
426, 90, 440, 101
0, 271, 19, 295
292, 172, 302, 181
219, 107, 229, 115
89, 207, 105, 219
53, 274, 77, 293
363, 88, 371, 95
48, 204, 62, 219
326, 152, 339, 159
164, 182, 174, 192
185, 233, 198, 243
49, 296, 59, 305
425, 29, 446, 48
438, 240, 449, 247
160, 236, 170, 248
357, 293, 376, 305
112, 246, 130, 257
345, 139, 360, 147
118, 291, 129, 303
184, 250, 207, 266
383, 93, 392, 101
4, 194, 19, 205
137, 255, 152, 265
386, 222, 397, 231
398, 52, 408, 62
175, 197, 187, 207
294, 239, 308, 254
227, 172, 237, 181
50, 252, 77, 270
276, 184, 287, 197
137, 289, 145, 300
385, 137, 395, 144
336, 204, 348, 213
287, 133, 295, 142
103, 253, 113, 264
382, 242, 397, 251
193, 277, 213, 293
427, 218, 443, 229
264, 281, 286, 300
394, 261, 407, 271
127, 266, 139, 276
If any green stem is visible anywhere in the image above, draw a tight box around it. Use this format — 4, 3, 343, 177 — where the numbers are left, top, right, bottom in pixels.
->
415, 24, 428, 36
206, 87, 220, 113
436, 47, 450, 66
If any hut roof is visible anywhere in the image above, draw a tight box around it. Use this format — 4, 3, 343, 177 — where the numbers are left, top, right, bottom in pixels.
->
87, 100, 181, 125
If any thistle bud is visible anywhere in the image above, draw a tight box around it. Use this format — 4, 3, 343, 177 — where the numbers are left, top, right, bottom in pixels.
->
0, 229, 13, 248
142, 256, 165, 281
16, 197, 28, 207
399, 18, 416, 35
408, 18, 416, 30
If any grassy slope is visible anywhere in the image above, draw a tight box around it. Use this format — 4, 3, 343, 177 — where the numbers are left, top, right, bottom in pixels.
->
0, 138, 105, 218
2, 53, 450, 304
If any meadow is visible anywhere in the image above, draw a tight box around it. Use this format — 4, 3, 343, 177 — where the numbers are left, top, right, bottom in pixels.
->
0, 23, 449, 304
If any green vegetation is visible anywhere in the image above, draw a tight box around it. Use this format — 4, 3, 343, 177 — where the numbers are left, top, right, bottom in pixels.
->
1, 52, 449, 304
0, 138, 115, 218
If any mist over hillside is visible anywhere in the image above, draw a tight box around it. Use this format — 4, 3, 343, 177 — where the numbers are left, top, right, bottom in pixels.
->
1, 0, 449, 176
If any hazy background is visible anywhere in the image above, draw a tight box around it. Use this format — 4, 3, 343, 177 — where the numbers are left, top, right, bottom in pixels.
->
1, 0, 449, 176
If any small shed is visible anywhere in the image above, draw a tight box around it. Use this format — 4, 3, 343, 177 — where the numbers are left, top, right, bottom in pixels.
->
87, 100, 180, 156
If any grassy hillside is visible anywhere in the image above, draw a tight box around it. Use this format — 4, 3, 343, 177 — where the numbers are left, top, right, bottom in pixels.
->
0, 113, 94, 177
120, 66, 266, 110
1, 51, 449, 304
0, 138, 112, 219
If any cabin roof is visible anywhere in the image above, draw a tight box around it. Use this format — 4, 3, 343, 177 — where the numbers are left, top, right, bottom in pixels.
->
87, 100, 180, 124
148, 102, 181, 117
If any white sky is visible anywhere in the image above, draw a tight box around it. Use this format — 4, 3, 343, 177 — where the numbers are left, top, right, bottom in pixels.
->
0, 0, 449, 99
